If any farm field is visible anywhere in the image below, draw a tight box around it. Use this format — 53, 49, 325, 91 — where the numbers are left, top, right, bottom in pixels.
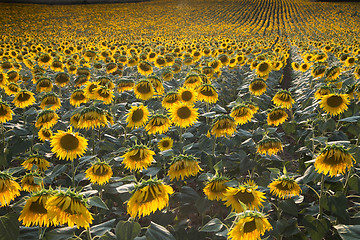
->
0, 0, 359, 239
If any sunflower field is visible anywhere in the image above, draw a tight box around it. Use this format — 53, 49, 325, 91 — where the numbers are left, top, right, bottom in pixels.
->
0, 0, 360, 239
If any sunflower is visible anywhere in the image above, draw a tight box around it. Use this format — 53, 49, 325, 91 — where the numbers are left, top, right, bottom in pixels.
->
38, 128, 53, 142
311, 65, 327, 78
117, 79, 135, 92
22, 154, 50, 171
78, 107, 108, 129
126, 104, 149, 129
172, 63, 182, 74
202, 66, 215, 78
267, 108, 288, 126
137, 61, 153, 76
161, 69, 174, 82
209, 60, 222, 72
178, 87, 197, 105
21, 173, 43, 192
36, 78, 53, 93
197, 84, 218, 103
18, 189, 54, 227
227, 211, 272, 240
40, 93, 61, 111
50, 127, 88, 161
162, 92, 180, 109
145, 114, 172, 134
255, 61, 272, 77
230, 105, 253, 125
344, 57, 356, 67
203, 176, 230, 201
106, 62, 118, 74
249, 79, 266, 96
210, 115, 236, 138
94, 86, 114, 104
134, 79, 154, 100
97, 76, 115, 90
169, 102, 198, 128
272, 90, 295, 109
325, 66, 341, 81
319, 93, 350, 116
269, 175, 301, 199
314, 145, 355, 177
70, 89, 88, 107
299, 63, 310, 72
4, 82, 20, 96
13, 90, 36, 108
0, 171, 21, 207
158, 137, 173, 151
147, 75, 164, 95
223, 182, 266, 212
314, 86, 332, 100
45, 189, 93, 229
154, 56, 166, 68
257, 138, 283, 156
35, 110, 58, 129
55, 72, 70, 87
168, 154, 202, 181
121, 145, 155, 171
127, 179, 174, 218
84, 82, 99, 99
85, 160, 113, 185
354, 67, 360, 79
0, 72, 7, 88
38, 53, 52, 67
246, 102, 259, 115
184, 74, 202, 89
0, 101, 13, 123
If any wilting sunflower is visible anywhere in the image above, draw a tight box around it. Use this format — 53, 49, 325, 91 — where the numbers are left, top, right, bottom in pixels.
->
246, 102, 259, 115
314, 86, 332, 100
117, 79, 135, 93
319, 93, 350, 116
4, 82, 20, 96
121, 145, 155, 171
311, 65, 327, 78
0, 101, 13, 123
78, 106, 108, 129
21, 172, 43, 192
256, 61, 272, 77
184, 74, 202, 89
40, 93, 61, 111
70, 89, 88, 107
22, 154, 50, 171
35, 110, 59, 129
257, 138, 283, 156
38, 53, 52, 67
126, 104, 149, 129
134, 79, 154, 100
197, 84, 218, 103
249, 79, 266, 96
55, 72, 70, 87
154, 56, 166, 68
178, 87, 197, 105
168, 154, 202, 181
85, 160, 113, 185
211, 115, 236, 138
314, 145, 355, 177
97, 76, 115, 90
162, 92, 180, 109
209, 59, 222, 72
13, 90, 36, 108
354, 67, 360, 79
18, 189, 54, 227
45, 189, 93, 229
267, 108, 288, 126
230, 105, 253, 125
145, 114, 172, 134
147, 75, 164, 95
84, 82, 99, 99
0, 171, 21, 207
70, 113, 81, 128
227, 211, 272, 240
137, 61, 153, 76
325, 66, 341, 81
269, 175, 301, 199
38, 128, 53, 142
223, 182, 266, 213
36, 78, 53, 93
203, 176, 230, 201
50, 127, 88, 161
94, 86, 114, 104
272, 90, 295, 109
169, 102, 198, 128
162, 69, 174, 82
158, 137, 173, 151
127, 179, 174, 218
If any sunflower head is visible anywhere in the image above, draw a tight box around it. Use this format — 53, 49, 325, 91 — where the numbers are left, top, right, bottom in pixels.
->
210, 115, 236, 138
35, 109, 59, 129
147, 75, 164, 95
36, 78, 53, 93
162, 92, 180, 109
158, 137, 173, 151
314, 86, 332, 100
249, 78, 267, 96
325, 66, 341, 81
311, 65, 327, 78
197, 84, 218, 103
0, 171, 21, 207
272, 90, 294, 109
257, 137, 283, 156
184, 74, 202, 89
94, 86, 114, 104
126, 104, 149, 129
230, 104, 253, 125
55, 72, 70, 87
38, 128, 53, 142
178, 86, 197, 105
13, 90, 36, 108
145, 114, 172, 134
85, 160, 113, 185
138, 61, 153, 76
22, 154, 50, 172
78, 106, 108, 129
21, 172, 43, 192
0, 101, 13, 123
169, 102, 199, 128
267, 108, 288, 126
168, 154, 202, 181
84, 81, 99, 99
40, 93, 61, 111
70, 89, 88, 107
203, 175, 230, 201
134, 79, 154, 100
319, 93, 350, 116
269, 175, 301, 199
121, 145, 155, 171
117, 79, 135, 93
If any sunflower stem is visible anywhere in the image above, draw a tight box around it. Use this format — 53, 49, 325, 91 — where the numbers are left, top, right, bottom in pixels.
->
343, 167, 352, 195
318, 174, 325, 219
179, 127, 184, 154
206, 103, 210, 125
71, 160, 76, 188
1, 123, 5, 167
86, 228, 92, 240
92, 128, 95, 155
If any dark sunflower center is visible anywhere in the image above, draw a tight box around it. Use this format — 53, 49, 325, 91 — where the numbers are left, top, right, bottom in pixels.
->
181, 91, 193, 101
60, 133, 79, 151
44, 97, 57, 105
274, 182, 291, 191
269, 111, 285, 121
258, 63, 269, 72
323, 155, 341, 165
132, 109, 144, 122
200, 88, 215, 96
140, 63, 151, 71
29, 200, 47, 214
42, 130, 51, 137
98, 90, 110, 98
39, 80, 51, 88
129, 149, 144, 161
348, 58, 355, 63
89, 84, 97, 93
40, 55, 51, 63
243, 219, 257, 233
177, 106, 191, 119
0, 105, 8, 116
186, 77, 198, 83
93, 166, 109, 176
234, 190, 254, 204
137, 83, 151, 94
18, 92, 31, 102
56, 74, 69, 84
73, 93, 85, 100
326, 95, 343, 108
162, 141, 170, 148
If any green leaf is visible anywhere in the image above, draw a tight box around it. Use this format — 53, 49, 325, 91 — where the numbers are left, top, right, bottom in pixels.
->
91, 219, 116, 236
115, 220, 141, 240
303, 215, 330, 240
279, 199, 298, 217
142, 167, 160, 177
0, 213, 19, 240
296, 165, 320, 184
334, 224, 360, 240
200, 218, 224, 232
320, 191, 349, 222
145, 222, 175, 240
44, 226, 76, 240
348, 175, 360, 192
160, 149, 173, 157
283, 121, 297, 134
339, 116, 360, 123
88, 196, 109, 210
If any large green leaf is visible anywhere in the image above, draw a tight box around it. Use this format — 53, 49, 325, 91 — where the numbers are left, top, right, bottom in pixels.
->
91, 219, 116, 236
0, 213, 19, 240
320, 191, 349, 222
44, 226, 76, 240
303, 215, 330, 240
145, 222, 175, 240
279, 199, 298, 217
115, 220, 141, 240
88, 196, 109, 210
334, 224, 360, 240
199, 218, 224, 232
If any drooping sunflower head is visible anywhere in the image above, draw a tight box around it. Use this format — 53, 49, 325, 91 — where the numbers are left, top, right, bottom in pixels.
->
209, 59, 222, 72
325, 66, 341, 81
22, 154, 50, 172
0, 101, 13, 123
272, 90, 295, 109
78, 106, 108, 129
344, 57, 356, 67
97, 76, 115, 90
154, 56, 166, 68
257, 137, 283, 156
178, 86, 197, 105
230, 104, 253, 125
168, 154, 202, 181
169, 102, 199, 128
269, 175, 301, 199
354, 66, 360, 80
0, 171, 21, 207
35, 110, 59, 129
40, 93, 61, 111
21, 172, 43, 192
137, 61, 153, 76
117, 79, 135, 93
315, 145, 355, 177
105, 62, 118, 74
147, 75, 164, 95
158, 137, 173, 151
203, 175, 230, 201
85, 160, 113, 185
227, 211, 272, 240
162, 92, 180, 109
311, 65, 327, 79
267, 108, 288, 126
94, 86, 114, 104
161, 69, 174, 82
55, 72, 70, 87
245, 102, 259, 115
126, 104, 150, 129
4, 82, 21, 96
121, 145, 155, 171
70, 89, 88, 107
13, 90, 36, 108
319, 93, 350, 116
249, 78, 267, 96
50, 127, 88, 161
314, 85, 332, 100
84, 81, 99, 99
134, 79, 155, 100
38, 128, 53, 142
145, 114, 172, 134
197, 84, 218, 103
36, 78, 53, 93
184, 74, 202, 89
211, 115, 236, 138
127, 179, 174, 218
